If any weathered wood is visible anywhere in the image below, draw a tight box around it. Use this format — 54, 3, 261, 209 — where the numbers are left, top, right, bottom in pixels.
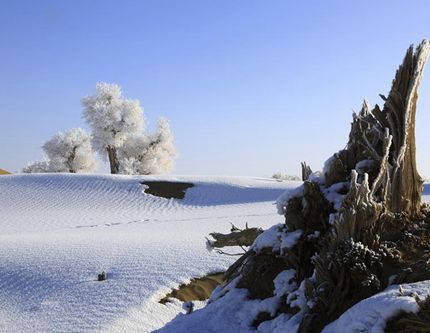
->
385, 42, 429, 216
208, 227, 263, 248
159, 272, 225, 304
301, 162, 312, 181
323, 40, 430, 217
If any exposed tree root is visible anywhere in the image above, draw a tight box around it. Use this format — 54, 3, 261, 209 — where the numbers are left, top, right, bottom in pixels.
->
207, 226, 263, 249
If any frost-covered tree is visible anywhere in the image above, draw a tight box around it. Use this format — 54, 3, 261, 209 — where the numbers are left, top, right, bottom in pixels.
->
272, 172, 301, 181
42, 128, 97, 173
22, 128, 97, 173
22, 160, 51, 173
82, 82, 144, 174
119, 118, 176, 175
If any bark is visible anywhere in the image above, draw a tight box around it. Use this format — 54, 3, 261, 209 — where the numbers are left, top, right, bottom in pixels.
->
107, 146, 120, 174
67, 146, 77, 173
323, 40, 430, 217
208, 228, 263, 248
385, 43, 429, 216
301, 162, 312, 181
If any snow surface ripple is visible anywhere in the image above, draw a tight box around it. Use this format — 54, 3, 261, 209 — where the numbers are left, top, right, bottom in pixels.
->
0, 174, 297, 332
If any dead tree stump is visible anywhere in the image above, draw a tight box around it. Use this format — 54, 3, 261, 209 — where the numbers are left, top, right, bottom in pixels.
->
211, 40, 430, 332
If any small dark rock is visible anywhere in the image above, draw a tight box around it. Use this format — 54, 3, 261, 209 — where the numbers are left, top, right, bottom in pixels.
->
98, 271, 107, 281
183, 301, 194, 314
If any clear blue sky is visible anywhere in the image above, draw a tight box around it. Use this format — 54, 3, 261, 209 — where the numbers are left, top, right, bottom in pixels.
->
1, 1, 430, 177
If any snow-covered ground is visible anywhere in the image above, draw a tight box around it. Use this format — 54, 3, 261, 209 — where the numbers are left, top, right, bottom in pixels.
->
0, 173, 298, 333
322, 280, 430, 333
2, 174, 430, 333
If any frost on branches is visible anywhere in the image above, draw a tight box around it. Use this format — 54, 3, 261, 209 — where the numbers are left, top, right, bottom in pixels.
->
22, 160, 51, 173
81, 82, 144, 174
23, 128, 97, 173
82, 82, 176, 175
119, 118, 176, 175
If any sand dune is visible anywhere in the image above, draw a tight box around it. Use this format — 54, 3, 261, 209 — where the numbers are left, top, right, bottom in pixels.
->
0, 173, 297, 332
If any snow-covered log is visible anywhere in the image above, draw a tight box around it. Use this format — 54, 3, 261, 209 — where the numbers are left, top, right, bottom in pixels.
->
208, 227, 263, 249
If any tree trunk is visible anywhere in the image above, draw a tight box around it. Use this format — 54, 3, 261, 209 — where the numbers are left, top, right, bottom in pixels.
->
107, 146, 120, 174
67, 146, 77, 173
323, 40, 429, 218
385, 44, 429, 216
208, 228, 263, 248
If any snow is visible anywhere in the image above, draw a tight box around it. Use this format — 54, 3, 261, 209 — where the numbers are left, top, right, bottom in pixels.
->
252, 225, 302, 253
157, 275, 430, 333
155, 280, 252, 333
280, 230, 303, 251
273, 270, 296, 297
252, 224, 283, 252
275, 182, 303, 214
322, 280, 430, 333
0, 173, 296, 333
3, 173, 430, 333
323, 181, 348, 211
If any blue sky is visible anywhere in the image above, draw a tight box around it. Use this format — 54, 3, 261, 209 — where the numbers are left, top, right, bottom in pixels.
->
1, 1, 430, 177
